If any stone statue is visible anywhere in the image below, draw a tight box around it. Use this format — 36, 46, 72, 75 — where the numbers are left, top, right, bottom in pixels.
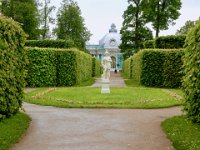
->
102, 50, 112, 81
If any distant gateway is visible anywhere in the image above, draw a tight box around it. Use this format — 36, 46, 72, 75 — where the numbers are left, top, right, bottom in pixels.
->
86, 23, 123, 70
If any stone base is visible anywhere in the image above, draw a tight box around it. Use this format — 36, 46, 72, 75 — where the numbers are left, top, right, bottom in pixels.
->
101, 80, 110, 94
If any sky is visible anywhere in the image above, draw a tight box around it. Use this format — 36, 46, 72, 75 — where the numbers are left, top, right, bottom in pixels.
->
51, 0, 200, 44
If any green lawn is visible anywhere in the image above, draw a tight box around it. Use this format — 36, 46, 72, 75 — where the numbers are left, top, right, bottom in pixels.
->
162, 116, 200, 150
0, 113, 31, 150
24, 87, 183, 108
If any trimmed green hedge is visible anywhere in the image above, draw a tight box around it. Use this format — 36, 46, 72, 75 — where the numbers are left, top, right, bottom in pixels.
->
0, 16, 27, 119
92, 58, 102, 77
155, 35, 186, 49
143, 35, 186, 49
26, 48, 57, 87
183, 21, 200, 123
25, 39, 75, 48
26, 47, 96, 87
122, 57, 132, 78
123, 49, 184, 88
143, 40, 155, 49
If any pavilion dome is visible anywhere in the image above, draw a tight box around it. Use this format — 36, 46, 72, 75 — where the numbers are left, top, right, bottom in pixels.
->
99, 23, 121, 49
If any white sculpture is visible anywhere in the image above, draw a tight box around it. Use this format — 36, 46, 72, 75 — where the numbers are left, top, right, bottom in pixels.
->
102, 50, 112, 81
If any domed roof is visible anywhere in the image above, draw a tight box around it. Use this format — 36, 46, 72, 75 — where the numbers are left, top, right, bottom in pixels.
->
99, 23, 121, 49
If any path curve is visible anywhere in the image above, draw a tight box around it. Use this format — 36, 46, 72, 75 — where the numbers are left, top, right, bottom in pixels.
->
12, 103, 182, 150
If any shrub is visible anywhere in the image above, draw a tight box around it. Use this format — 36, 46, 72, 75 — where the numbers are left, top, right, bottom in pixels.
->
155, 35, 186, 49
26, 47, 93, 87
183, 21, 200, 123
143, 40, 155, 48
25, 39, 75, 48
92, 58, 102, 77
0, 16, 27, 119
123, 49, 184, 88
122, 57, 132, 78
26, 48, 57, 87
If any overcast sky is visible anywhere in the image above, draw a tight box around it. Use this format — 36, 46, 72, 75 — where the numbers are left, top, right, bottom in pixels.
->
51, 0, 200, 44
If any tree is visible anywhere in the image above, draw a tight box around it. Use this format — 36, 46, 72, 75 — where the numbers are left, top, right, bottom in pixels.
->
120, 0, 153, 59
176, 20, 195, 35
38, 0, 55, 39
1, 0, 40, 39
143, 0, 182, 37
54, 0, 91, 50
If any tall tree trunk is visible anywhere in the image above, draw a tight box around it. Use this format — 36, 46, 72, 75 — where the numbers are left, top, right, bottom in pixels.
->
155, 0, 160, 38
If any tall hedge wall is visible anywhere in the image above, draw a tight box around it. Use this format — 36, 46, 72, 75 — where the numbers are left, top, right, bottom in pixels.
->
122, 57, 132, 78
0, 16, 27, 119
183, 21, 200, 123
92, 58, 101, 77
155, 35, 186, 49
26, 47, 96, 87
143, 35, 186, 49
25, 39, 75, 48
123, 49, 184, 88
26, 48, 57, 87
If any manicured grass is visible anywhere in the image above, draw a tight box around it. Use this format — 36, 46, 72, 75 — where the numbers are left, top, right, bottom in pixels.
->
162, 116, 200, 150
24, 87, 183, 108
0, 112, 31, 150
75, 78, 96, 87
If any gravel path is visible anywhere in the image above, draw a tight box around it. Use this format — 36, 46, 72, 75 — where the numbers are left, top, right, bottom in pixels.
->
13, 72, 182, 150
12, 103, 182, 150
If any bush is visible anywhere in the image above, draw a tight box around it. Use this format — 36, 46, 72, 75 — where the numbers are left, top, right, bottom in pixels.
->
123, 49, 184, 88
155, 35, 186, 49
0, 16, 27, 119
26, 47, 94, 87
25, 39, 75, 48
183, 21, 200, 123
26, 48, 57, 87
143, 40, 155, 48
92, 58, 102, 77
122, 57, 132, 78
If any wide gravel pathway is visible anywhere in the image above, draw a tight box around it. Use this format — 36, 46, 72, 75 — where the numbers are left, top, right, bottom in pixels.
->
12, 103, 182, 150
12, 72, 183, 150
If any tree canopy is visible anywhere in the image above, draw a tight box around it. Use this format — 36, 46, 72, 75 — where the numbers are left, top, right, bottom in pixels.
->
176, 20, 196, 35
143, 0, 182, 37
54, 0, 91, 50
1, 0, 40, 39
120, 0, 153, 59
38, 0, 55, 39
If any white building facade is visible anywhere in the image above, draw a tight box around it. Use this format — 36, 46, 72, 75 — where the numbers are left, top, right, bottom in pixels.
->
86, 24, 123, 70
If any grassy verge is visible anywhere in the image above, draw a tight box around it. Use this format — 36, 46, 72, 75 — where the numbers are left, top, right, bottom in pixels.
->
24, 87, 183, 108
162, 116, 200, 150
0, 112, 31, 150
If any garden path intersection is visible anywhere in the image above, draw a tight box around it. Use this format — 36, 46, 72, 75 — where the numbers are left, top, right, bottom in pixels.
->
12, 72, 182, 150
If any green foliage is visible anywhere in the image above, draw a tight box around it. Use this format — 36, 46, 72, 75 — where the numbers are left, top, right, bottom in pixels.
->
1, 0, 40, 39
0, 16, 27, 119
123, 49, 184, 88
155, 35, 186, 49
141, 50, 165, 86
57, 49, 92, 86
0, 112, 31, 150
26, 48, 57, 87
183, 21, 200, 123
26, 47, 94, 87
38, 0, 56, 39
54, 0, 91, 50
120, 0, 153, 59
176, 20, 196, 35
143, 0, 182, 37
122, 57, 132, 78
92, 58, 101, 77
143, 40, 155, 48
25, 39, 75, 48
162, 116, 200, 150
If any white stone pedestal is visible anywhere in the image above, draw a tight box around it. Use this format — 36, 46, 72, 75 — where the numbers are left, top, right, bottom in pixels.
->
101, 79, 110, 94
